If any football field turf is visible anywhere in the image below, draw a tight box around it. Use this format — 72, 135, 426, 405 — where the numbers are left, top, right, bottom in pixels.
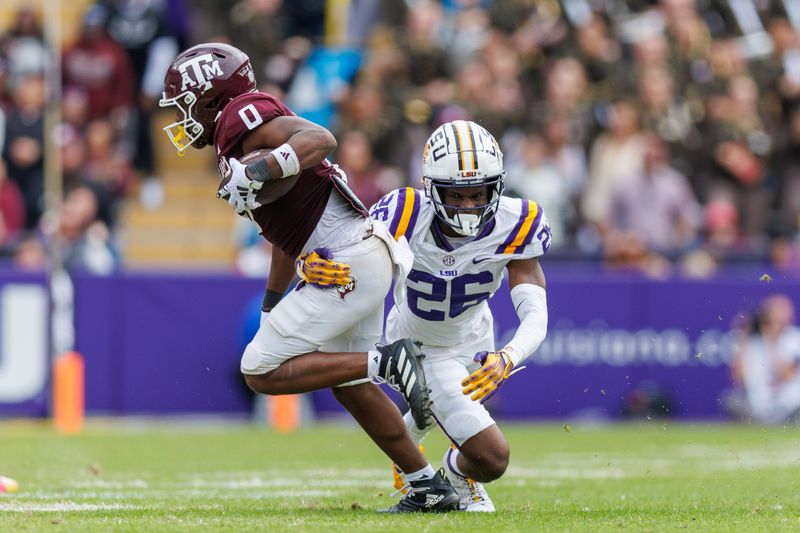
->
1, 420, 799, 531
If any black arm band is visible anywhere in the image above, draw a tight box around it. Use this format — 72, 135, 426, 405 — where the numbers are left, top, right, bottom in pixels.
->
245, 159, 274, 183
262, 289, 284, 312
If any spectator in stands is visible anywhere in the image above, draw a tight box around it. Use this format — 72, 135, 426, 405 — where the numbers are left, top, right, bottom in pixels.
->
83, 118, 132, 225
541, 113, 589, 203
637, 64, 701, 180
227, 0, 287, 80
400, 0, 447, 87
2, 74, 45, 230
730, 294, 800, 424
773, 107, 800, 234
62, 5, 135, 123
608, 134, 701, 256
12, 232, 45, 271
0, 7, 47, 89
0, 56, 12, 111
505, 132, 568, 249
759, 16, 800, 118
104, 0, 180, 209
705, 74, 774, 239
530, 57, 593, 148
0, 159, 25, 250
0, 58, 7, 153
582, 98, 648, 237
59, 89, 90, 191
573, 13, 624, 104
335, 129, 401, 209
47, 183, 116, 275
335, 81, 402, 169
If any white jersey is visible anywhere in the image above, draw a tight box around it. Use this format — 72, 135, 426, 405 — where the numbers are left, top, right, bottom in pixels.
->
370, 187, 550, 348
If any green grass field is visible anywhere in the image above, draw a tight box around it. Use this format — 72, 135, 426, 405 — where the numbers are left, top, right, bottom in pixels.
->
1, 420, 799, 531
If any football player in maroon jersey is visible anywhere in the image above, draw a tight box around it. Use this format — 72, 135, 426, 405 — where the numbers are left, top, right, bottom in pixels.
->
159, 43, 457, 513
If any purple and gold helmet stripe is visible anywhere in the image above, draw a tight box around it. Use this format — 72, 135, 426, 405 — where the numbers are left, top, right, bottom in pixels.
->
450, 122, 465, 171
496, 200, 539, 254
390, 187, 420, 240
465, 122, 478, 171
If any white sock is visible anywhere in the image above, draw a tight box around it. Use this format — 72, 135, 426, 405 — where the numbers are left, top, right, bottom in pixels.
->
405, 464, 435, 482
446, 447, 466, 477
366, 350, 381, 378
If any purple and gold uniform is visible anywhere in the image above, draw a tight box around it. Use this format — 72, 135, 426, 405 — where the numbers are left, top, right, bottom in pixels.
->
370, 189, 550, 444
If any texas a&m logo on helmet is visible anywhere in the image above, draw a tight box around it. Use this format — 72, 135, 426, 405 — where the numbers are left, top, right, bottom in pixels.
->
178, 53, 224, 92
159, 43, 257, 153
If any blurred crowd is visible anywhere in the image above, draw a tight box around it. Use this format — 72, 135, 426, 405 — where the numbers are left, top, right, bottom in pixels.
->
0, 0, 188, 273
2, 0, 800, 277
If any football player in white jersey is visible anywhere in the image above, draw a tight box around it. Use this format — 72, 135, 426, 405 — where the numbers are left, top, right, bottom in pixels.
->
368, 120, 550, 511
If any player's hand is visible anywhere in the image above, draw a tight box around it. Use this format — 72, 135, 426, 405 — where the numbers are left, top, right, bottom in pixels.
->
461, 350, 525, 403
296, 248, 352, 288
217, 157, 263, 218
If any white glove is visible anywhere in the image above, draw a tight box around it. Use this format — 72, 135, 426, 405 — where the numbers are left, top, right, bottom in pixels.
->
260, 310, 269, 327
216, 157, 263, 219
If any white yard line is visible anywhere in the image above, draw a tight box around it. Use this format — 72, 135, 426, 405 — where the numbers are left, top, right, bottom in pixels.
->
0, 503, 146, 513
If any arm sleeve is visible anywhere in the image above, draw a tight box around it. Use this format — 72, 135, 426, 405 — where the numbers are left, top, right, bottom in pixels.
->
503, 283, 548, 367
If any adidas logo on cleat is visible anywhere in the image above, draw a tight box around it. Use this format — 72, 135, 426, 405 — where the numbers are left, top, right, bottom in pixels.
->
425, 494, 445, 508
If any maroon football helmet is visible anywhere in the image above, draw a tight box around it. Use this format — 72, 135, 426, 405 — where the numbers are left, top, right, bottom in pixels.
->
159, 42, 257, 153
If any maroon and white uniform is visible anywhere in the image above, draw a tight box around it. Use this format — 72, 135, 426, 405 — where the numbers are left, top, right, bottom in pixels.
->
214, 91, 413, 376
214, 91, 365, 257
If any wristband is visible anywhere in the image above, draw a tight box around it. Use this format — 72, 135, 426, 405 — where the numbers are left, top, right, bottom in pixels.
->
271, 143, 301, 178
262, 289, 284, 312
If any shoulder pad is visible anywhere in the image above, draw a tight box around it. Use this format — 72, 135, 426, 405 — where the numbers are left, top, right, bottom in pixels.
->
215, 92, 291, 154
369, 187, 424, 241
495, 199, 550, 256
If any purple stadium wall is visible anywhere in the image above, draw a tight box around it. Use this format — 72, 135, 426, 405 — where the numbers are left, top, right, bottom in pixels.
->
2, 270, 797, 419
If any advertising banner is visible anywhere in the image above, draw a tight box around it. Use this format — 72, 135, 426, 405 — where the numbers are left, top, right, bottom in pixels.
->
0, 272, 49, 417
67, 272, 800, 420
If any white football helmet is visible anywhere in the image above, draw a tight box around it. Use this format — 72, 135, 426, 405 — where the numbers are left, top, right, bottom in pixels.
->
422, 120, 505, 237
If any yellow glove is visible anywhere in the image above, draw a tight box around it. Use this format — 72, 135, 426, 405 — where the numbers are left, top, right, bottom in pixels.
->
295, 248, 352, 288
461, 350, 525, 403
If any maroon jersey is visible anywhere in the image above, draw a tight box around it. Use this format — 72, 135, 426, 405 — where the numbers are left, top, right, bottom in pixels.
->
214, 91, 336, 257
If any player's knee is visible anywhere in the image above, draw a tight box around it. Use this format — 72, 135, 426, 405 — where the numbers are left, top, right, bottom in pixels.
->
485, 445, 510, 480
243, 373, 271, 395
467, 441, 509, 481
477, 447, 509, 481
331, 385, 354, 405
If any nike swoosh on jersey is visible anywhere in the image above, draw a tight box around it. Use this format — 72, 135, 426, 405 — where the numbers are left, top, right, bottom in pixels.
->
472, 256, 493, 264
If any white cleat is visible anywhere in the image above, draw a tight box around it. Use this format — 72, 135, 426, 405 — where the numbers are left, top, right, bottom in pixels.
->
443, 447, 496, 512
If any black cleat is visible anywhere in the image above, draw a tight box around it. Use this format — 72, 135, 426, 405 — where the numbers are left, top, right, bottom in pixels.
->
378, 468, 460, 513
375, 338, 432, 429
